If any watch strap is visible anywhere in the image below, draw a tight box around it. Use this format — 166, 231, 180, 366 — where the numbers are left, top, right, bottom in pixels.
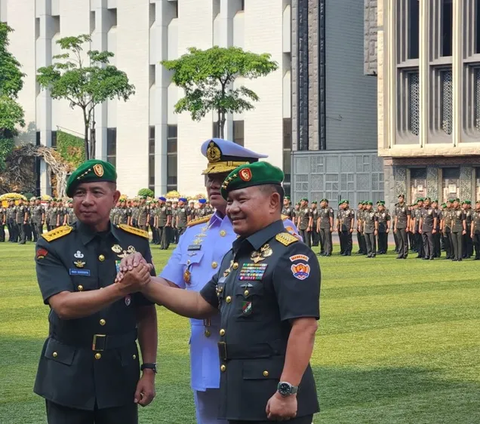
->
141, 363, 157, 373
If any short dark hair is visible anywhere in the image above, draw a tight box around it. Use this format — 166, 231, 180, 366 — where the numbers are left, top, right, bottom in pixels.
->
259, 184, 284, 211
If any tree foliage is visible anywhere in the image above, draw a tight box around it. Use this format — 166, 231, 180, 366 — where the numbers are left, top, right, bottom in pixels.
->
56, 130, 85, 169
0, 23, 25, 171
162, 46, 278, 138
138, 188, 154, 198
37, 34, 135, 160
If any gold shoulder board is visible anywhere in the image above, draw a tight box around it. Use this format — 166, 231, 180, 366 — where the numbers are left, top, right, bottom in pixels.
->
281, 214, 289, 221
276, 232, 299, 246
42, 225, 73, 242
187, 214, 213, 228
118, 224, 149, 239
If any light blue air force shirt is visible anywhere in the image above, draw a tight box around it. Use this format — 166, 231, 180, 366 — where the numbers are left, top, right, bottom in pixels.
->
160, 212, 300, 391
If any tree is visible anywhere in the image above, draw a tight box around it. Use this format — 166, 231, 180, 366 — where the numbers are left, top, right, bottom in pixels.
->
37, 34, 136, 160
162, 46, 278, 139
0, 23, 26, 171
138, 188, 154, 198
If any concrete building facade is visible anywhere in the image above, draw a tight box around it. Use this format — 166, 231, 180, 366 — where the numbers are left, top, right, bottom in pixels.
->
290, 0, 379, 209
377, 0, 480, 208
0, 0, 293, 197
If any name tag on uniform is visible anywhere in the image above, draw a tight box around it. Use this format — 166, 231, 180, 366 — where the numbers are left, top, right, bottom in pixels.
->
69, 269, 91, 276
239, 263, 268, 281
188, 245, 202, 251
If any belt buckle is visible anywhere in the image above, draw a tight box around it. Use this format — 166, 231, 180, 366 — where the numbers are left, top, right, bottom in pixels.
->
92, 334, 106, 351
218, 342, 227, 361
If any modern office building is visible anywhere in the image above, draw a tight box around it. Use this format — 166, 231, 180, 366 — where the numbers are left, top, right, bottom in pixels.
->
0, 0, 293, 196
290, 0, 379, 209
376, 0, 480, 207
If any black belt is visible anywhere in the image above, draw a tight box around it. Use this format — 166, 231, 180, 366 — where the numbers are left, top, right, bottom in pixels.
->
218, 340, 286, 361
51, 330, 137, 352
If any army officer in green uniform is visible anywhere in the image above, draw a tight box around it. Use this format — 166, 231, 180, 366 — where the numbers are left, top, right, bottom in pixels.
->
34, 160, 158, 424
117, 162, 320, 423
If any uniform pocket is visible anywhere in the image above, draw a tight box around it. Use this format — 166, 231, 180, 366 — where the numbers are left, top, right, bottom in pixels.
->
45, 338, 76, 366
242, 357, 284, 380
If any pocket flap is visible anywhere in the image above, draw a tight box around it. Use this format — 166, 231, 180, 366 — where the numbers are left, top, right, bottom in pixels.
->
45, 338, 76, 366
242, 357, 284, 380
180, 252, 204, 266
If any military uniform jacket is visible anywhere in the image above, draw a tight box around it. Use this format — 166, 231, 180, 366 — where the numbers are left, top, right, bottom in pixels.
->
48, 207, 59, 226
158, 206, 168, 227
318, 207, 334, 229
15, 205, 27, 224
375, 210, 390, 232
176, 207, 188, 228
311, 208, 319, 226
6, 206, 16, 222
465, 209, 473, 226
0, 207, 6, 224
282, 206, 293, 219
200, 220, 320, 421
32, 205, 45, 224
298, 207, 311, 230
451, 208, 466, 233
420, 207, 435, 232
394, 204, 409, 229
338, 209, 355, 231
472, 211, 480, 233
34, 222, 154, 411
138, 205, 148, 226
363, 210, 377, 233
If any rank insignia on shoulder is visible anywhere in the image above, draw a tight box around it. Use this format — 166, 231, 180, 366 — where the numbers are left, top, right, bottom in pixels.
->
275, 232, 298, 246
117, 224, 149, 239
42, 225, 73, 242
187, 214, 213, 227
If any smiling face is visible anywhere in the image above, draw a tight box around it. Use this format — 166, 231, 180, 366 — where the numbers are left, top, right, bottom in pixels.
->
226, 186, 281, 237
72, 181, 120, 230
206, 172, 229, 213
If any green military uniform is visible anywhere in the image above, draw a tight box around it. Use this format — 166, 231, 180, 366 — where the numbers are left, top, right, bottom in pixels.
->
0, 205, 6, 242
442, 202, 453, 259
157, 200, 168, 249
318, 201, 334, 256
297, 202, 311, 248
394, 197, 410, 259
363, 203, 377, 258
31, 201, 46, 241
472, 202, 480, 260
199, 162, 320, 422
310, 203, 319, 247
176, 199, 188, 239
451, 202, 466, 261
338, 201, 355, 255
6, 203, 17, 242
137, 203, 149, 231
15, 201, 28, 244
34, 159, 156, 424
463, 202, 473, 258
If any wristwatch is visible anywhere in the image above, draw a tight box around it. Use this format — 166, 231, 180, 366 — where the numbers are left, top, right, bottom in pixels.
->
141, 363, 157, 373
277, 381, 298, 396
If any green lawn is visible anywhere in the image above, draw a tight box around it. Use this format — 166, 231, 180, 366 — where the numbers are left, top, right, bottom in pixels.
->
0, 242, 479, 424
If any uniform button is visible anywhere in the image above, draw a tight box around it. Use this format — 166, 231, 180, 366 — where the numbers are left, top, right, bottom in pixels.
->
52, 351, 58, 358
133, 354, 137, 360
204, 330, 211, 337
211, 261, 218, 269
263, 370, 269, 377
244, 290, 249, 296
219, 329, 225, 336
98, 254, 105, 261
95, 353, 102, 360
220, 230, 226, 237
220, 365, 226, 372
232, 263, 239, 270
226, 296, 232, 303
77, 285, 84, 291
99, 319, 106, 326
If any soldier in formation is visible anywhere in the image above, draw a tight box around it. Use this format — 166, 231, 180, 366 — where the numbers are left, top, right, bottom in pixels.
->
7, 199, 18, 242
337, 200, 355, 255
471, 200, 480, 260
375, 201, 390, 254
0, 203, 6, 242
317, 198, 334, 256
296, 198, 312, 247
31, 197, 46, 241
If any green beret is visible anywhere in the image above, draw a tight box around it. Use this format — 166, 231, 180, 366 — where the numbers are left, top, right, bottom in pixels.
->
454, 198, 460, 202
416, 198, 424, 203
464, 200, 471, 205
424, 197, 431, 201
66, 160, 116, 197
221, 161, 284, 200
447, 198, 453, 203
432, 199, 438, 203
320, 198, 328, 203
476, 199, 480, 204
441, 203, 446, 208
367, 201, 373, 206
311, 201, 317, 204
301, 197, 308, 202
285, 196, 290, 200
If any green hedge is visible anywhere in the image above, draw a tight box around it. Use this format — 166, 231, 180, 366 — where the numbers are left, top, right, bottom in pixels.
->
57, 131, 84, 168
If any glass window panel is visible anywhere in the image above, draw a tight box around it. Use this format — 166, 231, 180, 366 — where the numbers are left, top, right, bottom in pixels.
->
408, 0, 419, 59
51, 131, 57, 148
476, 0, 480, 54
167, 125, 177, 138
107, 128, 117, 156
233, 120, 244, 146
441, 0, 453, 57
283, 118, 292, 149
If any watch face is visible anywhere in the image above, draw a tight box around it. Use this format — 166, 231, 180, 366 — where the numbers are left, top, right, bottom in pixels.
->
278, 382, 291, 396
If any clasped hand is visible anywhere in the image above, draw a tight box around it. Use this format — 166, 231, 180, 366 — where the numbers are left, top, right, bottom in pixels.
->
115, 252, 152, 294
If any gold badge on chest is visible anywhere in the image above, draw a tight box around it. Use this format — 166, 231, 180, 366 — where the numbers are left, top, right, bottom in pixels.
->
251, 243, 273, 263
111, 244, 137, 258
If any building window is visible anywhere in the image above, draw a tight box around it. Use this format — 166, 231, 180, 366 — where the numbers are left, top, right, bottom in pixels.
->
441, 0, 453, 57
212, 122, 220, 138
407, 0, 419, 59
233, 120, 244, 146
107, 128, 117, 168
410, 168, 427, 200
51, 131, 57, 148
440, 69, 453, 134
149, 126, 155, 191
167, 125, 177, 192
442, 167, 460, 201
283, 118, 292, 197
476, 0, 480, 54
240, 0, 245, 11
397, 70, 419, 138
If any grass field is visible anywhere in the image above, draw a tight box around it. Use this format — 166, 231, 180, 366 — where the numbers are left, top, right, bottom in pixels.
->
0, 242, 479, 424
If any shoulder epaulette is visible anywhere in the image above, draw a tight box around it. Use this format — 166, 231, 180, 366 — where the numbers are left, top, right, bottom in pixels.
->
187, 214, 213, 227
281, 214, 289, 221
118, 224, 149, 239
42, 225, 73, 242
275, 232, 299, 246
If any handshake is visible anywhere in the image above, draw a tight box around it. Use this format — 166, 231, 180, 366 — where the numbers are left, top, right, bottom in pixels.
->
115, 253, 153, 295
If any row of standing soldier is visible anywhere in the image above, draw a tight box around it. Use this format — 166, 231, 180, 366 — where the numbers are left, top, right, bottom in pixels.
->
281, 195, 480, 260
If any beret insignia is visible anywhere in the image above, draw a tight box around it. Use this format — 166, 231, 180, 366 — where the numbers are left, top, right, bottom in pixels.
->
93, 164, 104, 177
239, 168, 252, 182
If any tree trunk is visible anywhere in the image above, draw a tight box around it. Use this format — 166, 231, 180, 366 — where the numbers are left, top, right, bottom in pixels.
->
82, 107, 90, 161
219, 111, 226, 139
90, 122, 96, 160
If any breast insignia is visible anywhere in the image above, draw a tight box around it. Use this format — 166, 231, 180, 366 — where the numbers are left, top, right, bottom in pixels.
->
42, 225, 73, 242
275, 232, 299, 247
187, 214, 213, 228
118, 224, 149, 239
